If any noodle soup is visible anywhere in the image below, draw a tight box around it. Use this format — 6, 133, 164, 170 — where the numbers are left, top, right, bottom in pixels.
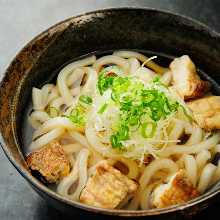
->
26, 51, 220, 210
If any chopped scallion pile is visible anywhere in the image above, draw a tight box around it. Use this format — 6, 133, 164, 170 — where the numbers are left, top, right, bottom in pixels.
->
97, 74, 182, 149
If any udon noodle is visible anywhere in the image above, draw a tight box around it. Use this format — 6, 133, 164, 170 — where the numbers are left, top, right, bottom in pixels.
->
27, 50, 220, 210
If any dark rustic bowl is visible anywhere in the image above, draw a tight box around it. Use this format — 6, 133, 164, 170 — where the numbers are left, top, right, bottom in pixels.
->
1, 8, 220, 219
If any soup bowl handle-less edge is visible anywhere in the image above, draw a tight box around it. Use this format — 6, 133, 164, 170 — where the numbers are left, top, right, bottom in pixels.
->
0, 8, 220, 219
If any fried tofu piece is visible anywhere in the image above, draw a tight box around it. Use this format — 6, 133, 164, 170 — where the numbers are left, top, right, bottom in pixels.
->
187, 96, 220, 131
170, 55, 209, 100
26, 141, 70, 183
79, 161, 138, 209
152, 170, 199, 208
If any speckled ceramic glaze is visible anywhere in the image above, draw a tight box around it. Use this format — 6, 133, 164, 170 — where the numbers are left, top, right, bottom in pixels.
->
1, 8, 220, 219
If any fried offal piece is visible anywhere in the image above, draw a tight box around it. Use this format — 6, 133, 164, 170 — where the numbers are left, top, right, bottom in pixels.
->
26, 141, 70, 183
80, 161, 138, 209
187, 96, 220, 131
152, 170, 199, 208
170, 55, 210, 100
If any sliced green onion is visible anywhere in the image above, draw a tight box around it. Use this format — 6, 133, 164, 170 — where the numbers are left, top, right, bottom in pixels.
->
97, 73, 181, 148
110, 135, 122, 149
79, 95, 93, 105
128, 115, 139, 126
142, 92, 155, 104
111, 91, 118, 102
141, 122, 156, 138
152, 76, 161, 83
67, 104, 86, 126
164, 101, 171, 114
118, 125, 129, 140
110, 125, 129, 149
98, 103, 108, 114
152, 76, 168, 87
97, 66, 123, 95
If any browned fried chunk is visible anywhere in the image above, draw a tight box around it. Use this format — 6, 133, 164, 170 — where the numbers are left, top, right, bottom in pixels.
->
26, 141, 70, 183
152, 170, 199, 208
170, 55, 210, 100
79, 161, 138, 209
187, 95, 220, 131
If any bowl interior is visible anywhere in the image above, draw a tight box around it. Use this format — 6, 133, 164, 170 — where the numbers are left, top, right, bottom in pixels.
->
1, 8, 220, 216
21, 49, 220, 152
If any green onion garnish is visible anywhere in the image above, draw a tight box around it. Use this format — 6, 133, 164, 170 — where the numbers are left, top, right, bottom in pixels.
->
79, 95, 93, 105
152, 76, 168, 87
141, 122, 156, 138
97, 66, 123, 95
110, 135, 122, 149
110, 125, 129, 149
67, 105, 86, 126
98, 103, 108, 114
105, 76, 181, 149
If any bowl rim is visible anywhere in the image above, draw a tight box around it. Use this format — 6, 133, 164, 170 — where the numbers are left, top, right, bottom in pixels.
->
1, 7, 220, 217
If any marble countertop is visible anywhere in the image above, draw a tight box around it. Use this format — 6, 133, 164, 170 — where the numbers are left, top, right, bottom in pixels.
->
1, 0, 220, 219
